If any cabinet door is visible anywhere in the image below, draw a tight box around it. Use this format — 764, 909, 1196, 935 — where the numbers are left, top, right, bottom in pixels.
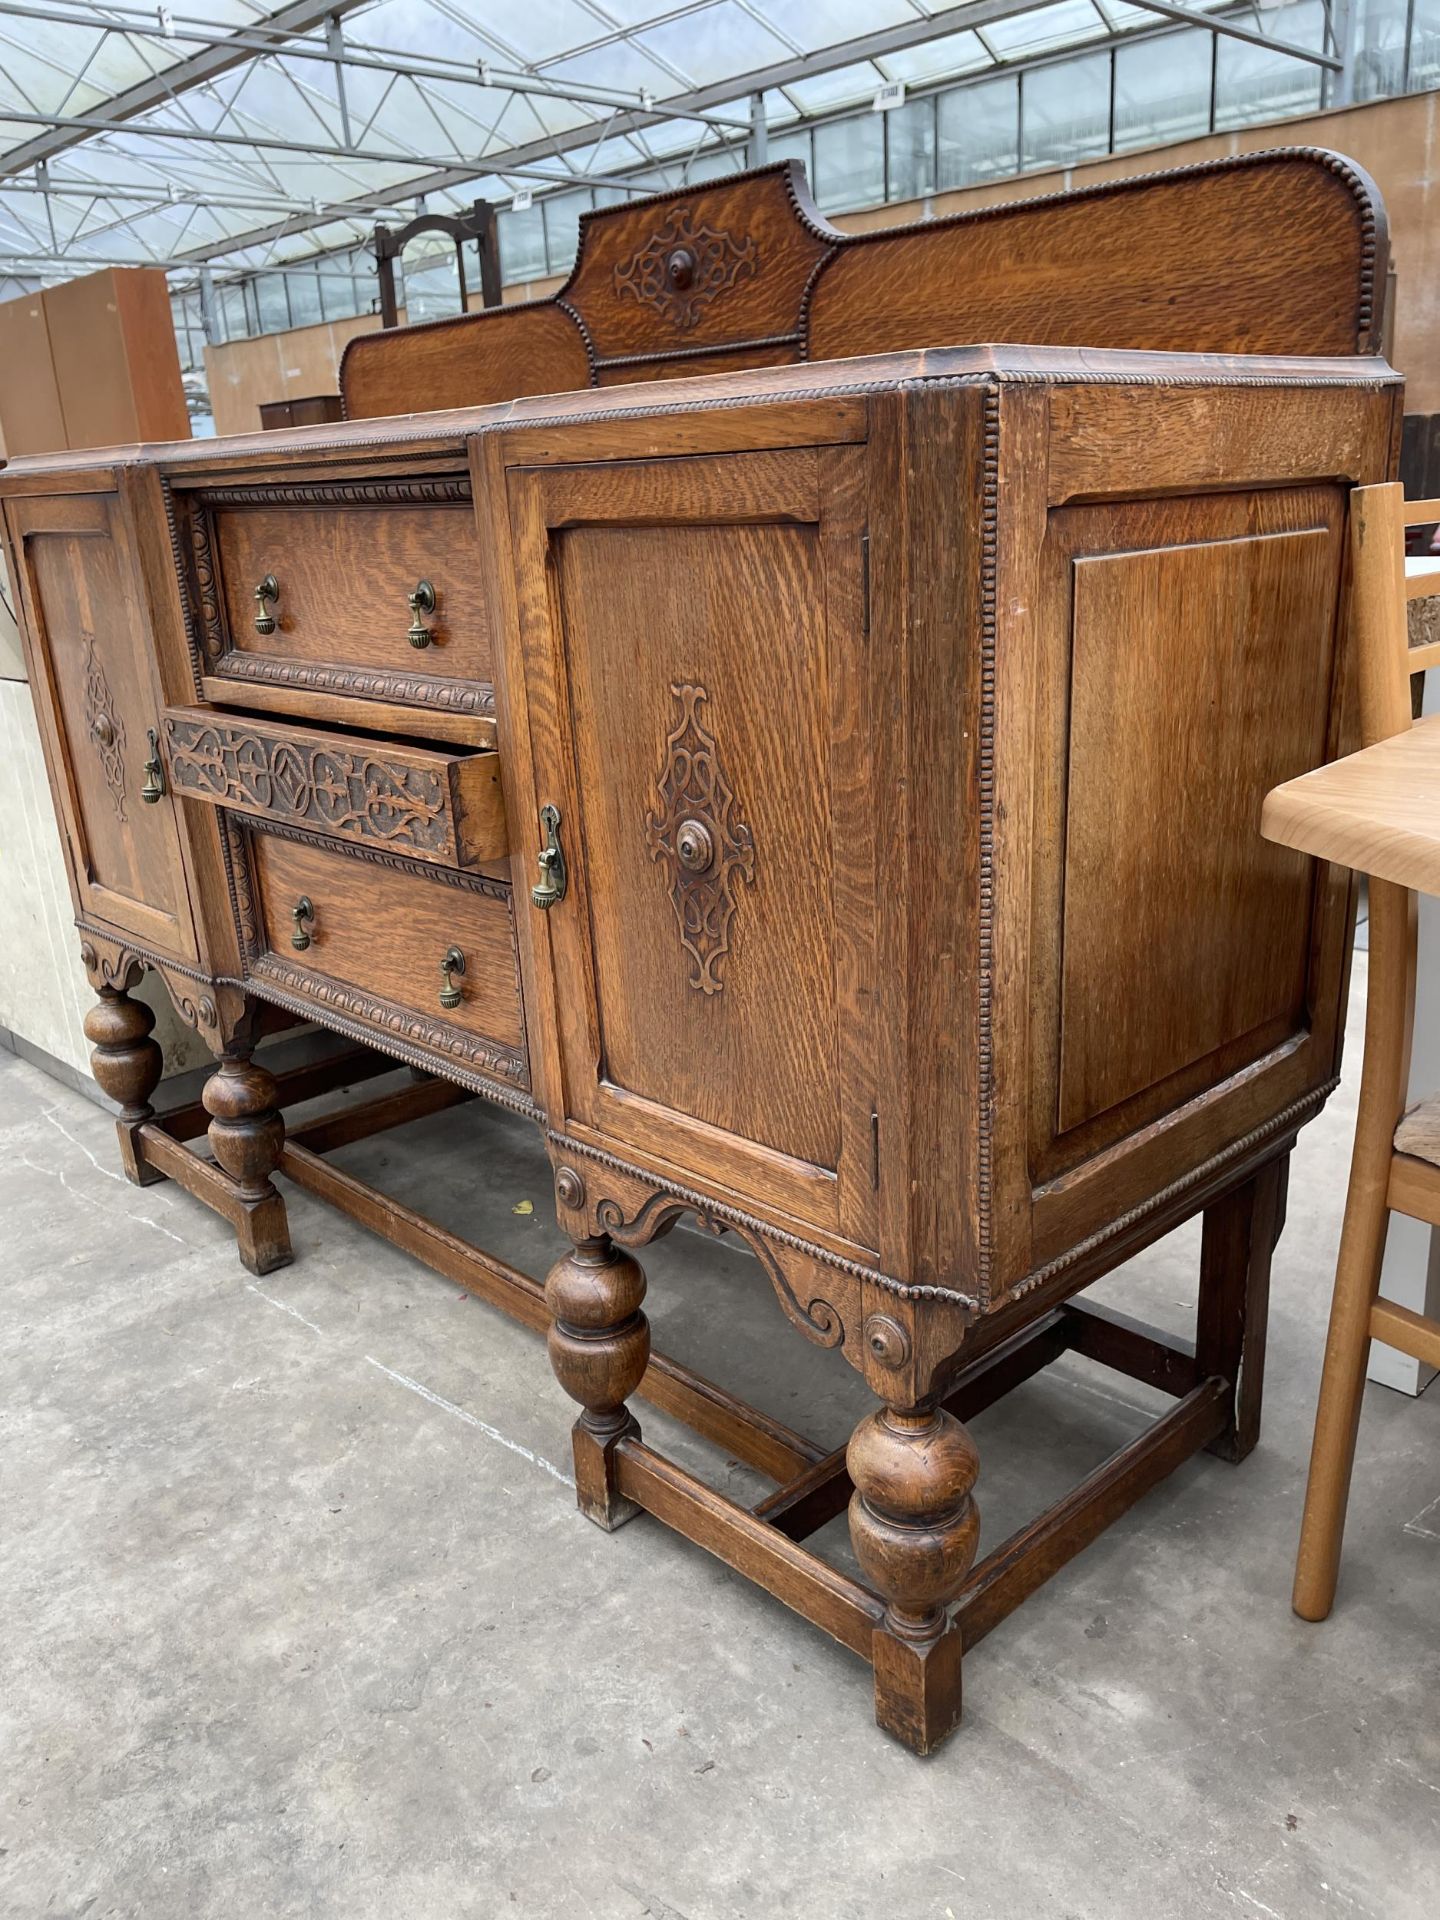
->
7, 490, 198, 961
506, 446, 880, 1249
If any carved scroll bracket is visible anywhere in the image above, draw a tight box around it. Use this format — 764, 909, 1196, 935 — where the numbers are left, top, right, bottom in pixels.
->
645, 683, 754, 995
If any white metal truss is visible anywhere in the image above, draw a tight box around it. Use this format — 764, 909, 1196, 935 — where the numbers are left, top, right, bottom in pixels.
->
0, 0, 1360, 290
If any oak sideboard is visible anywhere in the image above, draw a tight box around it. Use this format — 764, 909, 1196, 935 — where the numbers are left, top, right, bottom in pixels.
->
0, 153, 1399, 1753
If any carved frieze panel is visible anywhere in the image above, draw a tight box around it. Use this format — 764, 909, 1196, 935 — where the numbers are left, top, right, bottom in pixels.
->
165, 714, 453, 857
644, 682, 755, 995
210, 651, 495, 716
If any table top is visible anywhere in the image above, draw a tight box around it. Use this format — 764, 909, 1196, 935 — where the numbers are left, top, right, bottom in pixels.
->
1262, 712, 1440, 895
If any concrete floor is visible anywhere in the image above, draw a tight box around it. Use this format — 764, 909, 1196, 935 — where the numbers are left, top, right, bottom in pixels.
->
3, 963, 1439, 1920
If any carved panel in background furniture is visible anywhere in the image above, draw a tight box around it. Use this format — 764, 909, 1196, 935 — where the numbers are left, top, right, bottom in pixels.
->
340, 149, 1385, 417
163, 708, 507, 869
3, 487, 198, 963
503, 440, 883, 1251
243, 824, 530, 1096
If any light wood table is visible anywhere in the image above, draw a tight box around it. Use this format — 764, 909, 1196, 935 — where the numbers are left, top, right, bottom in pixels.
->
1262, 712, 1440, 894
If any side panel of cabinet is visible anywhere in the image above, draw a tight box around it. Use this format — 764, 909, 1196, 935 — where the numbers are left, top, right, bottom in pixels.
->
1025, 482, 1353, 1250
4, 488, 198, 962
502, 445, 882, 1250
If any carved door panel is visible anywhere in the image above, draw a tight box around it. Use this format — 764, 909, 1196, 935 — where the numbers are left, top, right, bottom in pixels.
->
6, 490, 197, 961
505, 446, 881, 1250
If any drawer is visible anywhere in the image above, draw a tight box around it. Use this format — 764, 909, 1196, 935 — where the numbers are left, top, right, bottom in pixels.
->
178, 481, 495, 736
243, 826, 529, 1095
163, 706, 507, 870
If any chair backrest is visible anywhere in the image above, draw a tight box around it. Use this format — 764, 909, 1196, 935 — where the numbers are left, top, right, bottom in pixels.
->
1350, 483, 1440, 748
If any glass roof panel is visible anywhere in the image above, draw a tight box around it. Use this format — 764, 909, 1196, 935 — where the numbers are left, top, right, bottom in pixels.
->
783, 59, 889, 112
637, 3, 797, 83
979, 0, 1112, 56
875, 30, 995, 82
755, 0, 919, 48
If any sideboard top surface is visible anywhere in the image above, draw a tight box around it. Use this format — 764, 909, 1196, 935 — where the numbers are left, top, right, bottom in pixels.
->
0, 340, 1402, 488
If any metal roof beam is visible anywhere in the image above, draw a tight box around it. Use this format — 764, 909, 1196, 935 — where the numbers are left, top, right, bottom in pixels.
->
170, 0, 1058, 263
0, 0, 373, 178
1120, 0, 1340, 66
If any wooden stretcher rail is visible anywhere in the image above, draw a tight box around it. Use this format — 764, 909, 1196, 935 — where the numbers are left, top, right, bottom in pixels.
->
277, 1138, 826, 1483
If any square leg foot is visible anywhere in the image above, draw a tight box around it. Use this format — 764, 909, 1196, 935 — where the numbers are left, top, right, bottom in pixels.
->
572, 1418, 643, 1532
236, 1193, 293, 1277
116, 1123, 165, 1188
872, 1623, 965, 1756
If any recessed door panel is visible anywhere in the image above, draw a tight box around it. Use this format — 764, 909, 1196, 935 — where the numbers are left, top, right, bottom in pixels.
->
9, 491, 196, 959
507, 447, 879, 1245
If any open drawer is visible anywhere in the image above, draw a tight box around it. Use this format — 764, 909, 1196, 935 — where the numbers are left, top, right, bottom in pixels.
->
161, 705, 507, 870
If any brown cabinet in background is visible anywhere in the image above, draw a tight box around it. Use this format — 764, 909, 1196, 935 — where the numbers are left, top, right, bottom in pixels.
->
258, 395, 344, 431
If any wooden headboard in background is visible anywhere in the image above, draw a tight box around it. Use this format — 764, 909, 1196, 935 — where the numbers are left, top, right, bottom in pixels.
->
340, 148, 1388, 420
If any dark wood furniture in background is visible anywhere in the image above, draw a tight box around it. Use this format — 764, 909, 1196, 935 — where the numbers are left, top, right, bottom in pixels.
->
374, 200, 502, 330
258, 395, 344, 431
0, 152, 1399, 1754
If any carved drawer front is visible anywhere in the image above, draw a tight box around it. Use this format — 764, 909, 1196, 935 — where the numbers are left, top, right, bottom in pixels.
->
243, 826, 528, 1096
182, 481, 495, 729
162, 707, 506, 870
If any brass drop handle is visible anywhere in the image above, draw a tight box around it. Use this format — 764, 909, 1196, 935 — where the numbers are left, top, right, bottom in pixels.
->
531, 804, 567, 910
291, 895, 315, 950
253, 573, 279, 635
407, 579, 436, 649
438, 945, 466, 1010
140, 728, 165, 804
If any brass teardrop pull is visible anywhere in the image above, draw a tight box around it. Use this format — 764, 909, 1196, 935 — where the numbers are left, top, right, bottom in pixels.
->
407, 579, 436, 649
531, 805, 567, 910
140, 728, 165, 804
291, 895, 315, 950
253, 574, 279, 635
438, 945, 466, 1010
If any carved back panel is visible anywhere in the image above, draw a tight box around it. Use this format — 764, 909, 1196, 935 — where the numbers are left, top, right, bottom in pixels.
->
341, 149, 1385, 419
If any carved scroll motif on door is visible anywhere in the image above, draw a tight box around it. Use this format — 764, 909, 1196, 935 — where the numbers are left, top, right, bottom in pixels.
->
645, 683, 754, 996
82, 628, 128, 822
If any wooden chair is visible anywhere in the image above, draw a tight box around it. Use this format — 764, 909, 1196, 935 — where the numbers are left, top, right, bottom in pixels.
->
1290, 480, 1440, 1621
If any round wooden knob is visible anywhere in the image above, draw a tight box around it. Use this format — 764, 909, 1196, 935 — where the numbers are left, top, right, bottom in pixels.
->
666, 246, 696, 290
676, 817, 714, 874
92, 712, 115, 748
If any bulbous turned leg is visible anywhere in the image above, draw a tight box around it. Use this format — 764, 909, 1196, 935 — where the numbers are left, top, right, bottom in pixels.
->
545, 1233, 650, 1530
83, 983, 164, 1186
202, 1048, 291, 1276
848, 1401, 980, 1755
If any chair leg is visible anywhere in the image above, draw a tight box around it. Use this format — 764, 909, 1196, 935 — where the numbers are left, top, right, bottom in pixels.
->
1291, 1178, 1393, 1621
1293, 880, 1415, 1623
